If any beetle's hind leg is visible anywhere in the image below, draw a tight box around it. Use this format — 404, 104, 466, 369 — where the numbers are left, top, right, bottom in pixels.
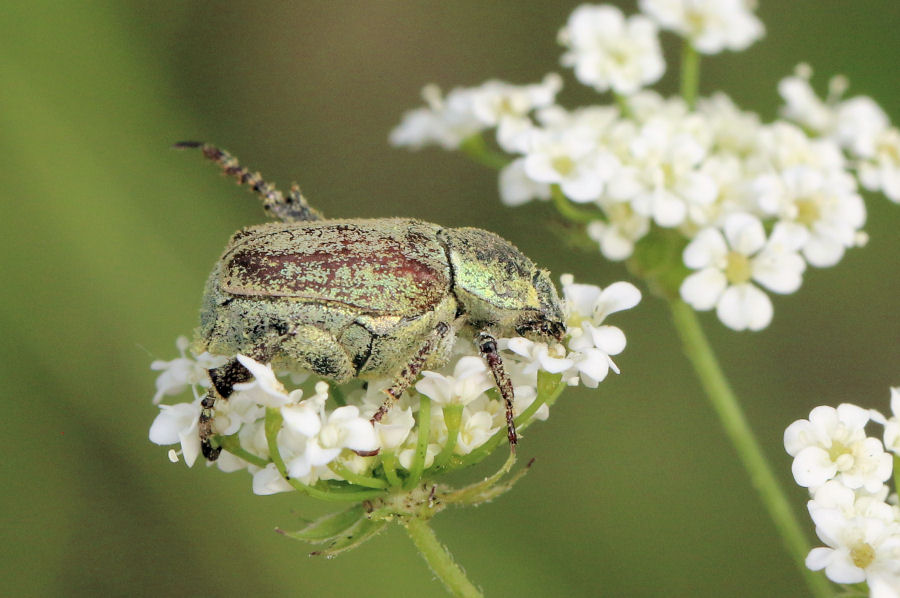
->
372, 322, 452, 424
173, 141, 323, 223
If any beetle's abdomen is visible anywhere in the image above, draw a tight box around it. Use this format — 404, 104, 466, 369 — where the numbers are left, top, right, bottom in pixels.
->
219, 219, 451, 316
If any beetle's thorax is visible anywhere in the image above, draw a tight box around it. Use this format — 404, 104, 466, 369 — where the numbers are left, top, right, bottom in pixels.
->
438, 227, 565, 342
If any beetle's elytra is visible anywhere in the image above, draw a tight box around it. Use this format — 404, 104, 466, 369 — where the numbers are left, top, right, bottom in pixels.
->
176, 142, 566, 461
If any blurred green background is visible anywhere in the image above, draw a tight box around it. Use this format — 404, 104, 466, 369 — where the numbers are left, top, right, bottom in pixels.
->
2, 2, 898, 596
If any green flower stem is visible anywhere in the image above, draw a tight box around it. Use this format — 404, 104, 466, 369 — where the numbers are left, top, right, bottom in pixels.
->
613, 92, 633, 119
444, 451, 517, 505
551, 185, 605, 224
459, 134, 511, 170
405, 396, 433, 489
893, 456, 900, 498
328, 462, 389, 489
217, 434, 269, 468
382, 451, 403, 487
433, 404, 463, 469
667, 299, 833, 598
680, 41, 700, 110
404, 516, 484, 598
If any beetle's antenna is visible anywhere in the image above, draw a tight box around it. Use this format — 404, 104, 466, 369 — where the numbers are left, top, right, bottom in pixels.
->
173, 141, 323, 223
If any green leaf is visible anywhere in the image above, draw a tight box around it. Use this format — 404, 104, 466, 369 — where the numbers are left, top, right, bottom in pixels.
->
278, 504, 366, 543
309, 517, 387, 558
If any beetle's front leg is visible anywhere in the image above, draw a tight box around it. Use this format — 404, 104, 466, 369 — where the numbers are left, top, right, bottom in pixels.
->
200, 357, 256, 461
372, 322, 452, 424
478, 332, 518, 453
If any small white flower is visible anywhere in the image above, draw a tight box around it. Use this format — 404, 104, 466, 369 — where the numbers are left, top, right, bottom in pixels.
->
750, 121, 846, 175
456, 408, 500, 455
280, 401, 378, 481
559, 276, 640, 385
559, 4, 665, 95
586, 203, 651, 261
522, 127, 617, 203
251, 463, 293, 496
467, 73, 563, 128
754, 166, 866, 268
210, 389, 266, 437
415, 356, 496, 407
785, 404, 893, 493
778, 68, 836, 135
389, 76, 562, 151
374, 407, 416, 451
389, 84, 483, 150
810, 481, 895, 525
639, 0, 764, 55
806, 497, 900, 586
501, 337, 573, 378
880, 388, 900, 456
561, 276, 642, 323
680, 214, 805, 331
697, 92, 762, 156
498, 158, 552, 207
565, 347, 621, 388
232, 355, 294, 408
859, 128, 900, 203
625, 116, 718, 227
148, 400, 202, 467
779, 64, 890, 160
150, 336, 227, 404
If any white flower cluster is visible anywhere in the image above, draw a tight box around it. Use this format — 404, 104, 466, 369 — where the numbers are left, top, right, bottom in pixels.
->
391, 3, 898, 332
785, 389, 900, 595
150, 276, 640, 494
779, 63, 900, 204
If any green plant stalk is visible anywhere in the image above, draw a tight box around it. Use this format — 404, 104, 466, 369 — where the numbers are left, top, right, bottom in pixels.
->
382, 451, 403, 487
668, 299, 833, 598
404, 516, 484, 598
680, 41, 700, 110
433, 404, 463, 469
894, 456, 900, 500
551, 185, 605, 223
459, 134, 510, 170
405, 396, 432, 489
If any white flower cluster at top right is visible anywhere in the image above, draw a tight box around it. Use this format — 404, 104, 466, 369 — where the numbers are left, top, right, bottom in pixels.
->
391, 2, 900, 332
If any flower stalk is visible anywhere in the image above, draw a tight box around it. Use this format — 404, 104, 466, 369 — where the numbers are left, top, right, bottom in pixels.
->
667, 299, 833, 598
679, 41, 700, 109
404, 516, 484, 598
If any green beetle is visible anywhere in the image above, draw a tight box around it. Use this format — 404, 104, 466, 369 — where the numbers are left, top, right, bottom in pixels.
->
177, 143, 565, 461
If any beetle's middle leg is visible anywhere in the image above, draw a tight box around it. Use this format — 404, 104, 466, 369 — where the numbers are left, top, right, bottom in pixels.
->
372, 322, 452, 423
173, 141, 323, 223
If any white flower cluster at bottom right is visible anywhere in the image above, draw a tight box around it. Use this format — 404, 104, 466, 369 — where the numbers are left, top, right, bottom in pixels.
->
785, 388, 900, 596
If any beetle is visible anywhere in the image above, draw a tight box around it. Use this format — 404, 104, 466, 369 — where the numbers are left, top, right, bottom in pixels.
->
176, 142, 566, 461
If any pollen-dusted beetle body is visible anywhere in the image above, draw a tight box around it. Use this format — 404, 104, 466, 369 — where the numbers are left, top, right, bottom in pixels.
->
177, 142, 565, 461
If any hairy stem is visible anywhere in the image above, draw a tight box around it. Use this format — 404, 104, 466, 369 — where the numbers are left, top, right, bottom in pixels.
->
404, 517, 484, 598
667, 299, 833, 598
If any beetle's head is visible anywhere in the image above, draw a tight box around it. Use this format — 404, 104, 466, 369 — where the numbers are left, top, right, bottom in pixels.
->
514, 268, 566, 343
440, 228, 566, 343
